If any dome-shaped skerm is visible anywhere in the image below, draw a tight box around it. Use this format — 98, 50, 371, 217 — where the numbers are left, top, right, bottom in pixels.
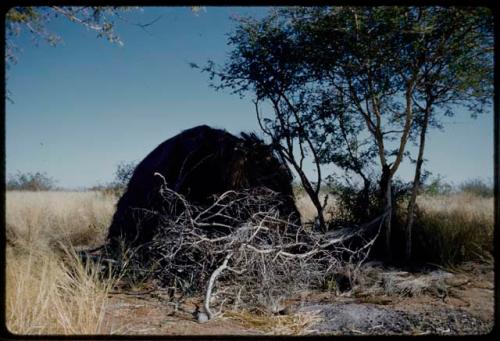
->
106, 125, 300, 250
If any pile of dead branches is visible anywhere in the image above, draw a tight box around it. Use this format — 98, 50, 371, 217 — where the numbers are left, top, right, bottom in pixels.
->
107, 173, 388, 319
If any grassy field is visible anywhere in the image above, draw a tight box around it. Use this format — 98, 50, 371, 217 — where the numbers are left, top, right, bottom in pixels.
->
413, 193, 494, 265
5, 190, 494, 334
5, 191, 117, 334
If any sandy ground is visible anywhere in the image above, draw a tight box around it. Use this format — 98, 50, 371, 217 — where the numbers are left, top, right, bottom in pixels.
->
101, 293, 264, 335
100, 262, 494, 335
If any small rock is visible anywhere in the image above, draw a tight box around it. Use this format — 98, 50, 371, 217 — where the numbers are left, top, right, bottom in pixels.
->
197, 312, 209, 323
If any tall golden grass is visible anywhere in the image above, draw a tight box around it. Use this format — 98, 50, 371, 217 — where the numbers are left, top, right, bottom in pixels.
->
413, 193, 494, 265
5, 191, 117, 335
296, 190, 493, 265
6, 191, 115, 250
294, 192, 336, 224
6, 246, 116, 334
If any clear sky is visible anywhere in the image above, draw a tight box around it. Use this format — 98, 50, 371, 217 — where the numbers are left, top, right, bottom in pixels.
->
6, 7, 494, 190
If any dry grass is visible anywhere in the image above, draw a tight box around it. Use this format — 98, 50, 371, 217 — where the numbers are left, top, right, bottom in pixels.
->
5, 191, 118, 335
296, 191, 494, 265
6, 246, 116, 334
295, 192, 336, 224
416, 192, 493, 219
413, 193, 493, 265
6, 191, 115, 250
223, 309, 322, 335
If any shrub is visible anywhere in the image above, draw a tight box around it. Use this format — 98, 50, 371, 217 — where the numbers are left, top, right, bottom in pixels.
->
113, 161, 136, 189
88, 161, 136, 197
6, 171, 57, 191
422, 174, 453, 196
105, 183, 380, 318
458, 178, 493, 198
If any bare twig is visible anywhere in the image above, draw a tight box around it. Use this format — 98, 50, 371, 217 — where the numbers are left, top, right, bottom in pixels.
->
204, 252, 233, 320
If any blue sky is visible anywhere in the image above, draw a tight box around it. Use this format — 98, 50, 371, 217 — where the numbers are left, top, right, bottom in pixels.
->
6, 7, 494, 189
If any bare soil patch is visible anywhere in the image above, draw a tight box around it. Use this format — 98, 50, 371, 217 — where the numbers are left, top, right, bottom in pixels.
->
101, 294, 263, 335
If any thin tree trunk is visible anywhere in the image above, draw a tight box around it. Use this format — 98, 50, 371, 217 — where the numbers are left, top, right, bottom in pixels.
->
296, 169, 326, 232
309, 188, 327, 231
378, 79, 416, 262
405, 105, 431, 261
380, 164, 393, 260
359, 177, 371, 222
255, 98, 327, 232
276, 147, 327, 232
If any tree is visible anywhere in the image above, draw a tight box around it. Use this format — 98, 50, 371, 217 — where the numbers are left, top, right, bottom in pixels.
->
5, 6, 208, 68
198, 11, 331, 231
6, 171, 57, 191
296, 6, 492, 259
113, 160, 136, 189
6, 7, 132, 68
201, 6, 493, 259
423, 174, 452, 196
400, 8, 493, 260
88, 161, 136, 195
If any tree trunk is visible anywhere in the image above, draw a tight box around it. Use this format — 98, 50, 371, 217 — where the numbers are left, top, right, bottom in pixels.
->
405, 165, 420, 262
405, 106, 431, 261
275, 146, 327, 232
292, 167, 326, 232
297, 178, 326, 232
312, 193, 327, 232
380, 164, 393, 260
359, 177, 371, 222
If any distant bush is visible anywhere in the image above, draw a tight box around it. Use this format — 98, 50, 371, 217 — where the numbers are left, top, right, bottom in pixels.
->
330, 183, 377, 225
89, 161, 136, 197
87, 184, 122, 198
458, 178, 493, 197
422, 174, 453, 196
6, 171, 57, 191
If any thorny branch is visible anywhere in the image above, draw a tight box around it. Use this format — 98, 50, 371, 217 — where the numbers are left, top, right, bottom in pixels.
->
107, 173, 387, 320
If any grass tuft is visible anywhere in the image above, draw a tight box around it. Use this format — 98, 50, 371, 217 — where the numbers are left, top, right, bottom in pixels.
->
6, 245, 116, 334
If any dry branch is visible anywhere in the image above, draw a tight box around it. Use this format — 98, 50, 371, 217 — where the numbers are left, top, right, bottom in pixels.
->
105, 175, 387, 320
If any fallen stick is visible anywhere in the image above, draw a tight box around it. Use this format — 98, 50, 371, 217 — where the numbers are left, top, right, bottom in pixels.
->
204, 252, 233, 320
